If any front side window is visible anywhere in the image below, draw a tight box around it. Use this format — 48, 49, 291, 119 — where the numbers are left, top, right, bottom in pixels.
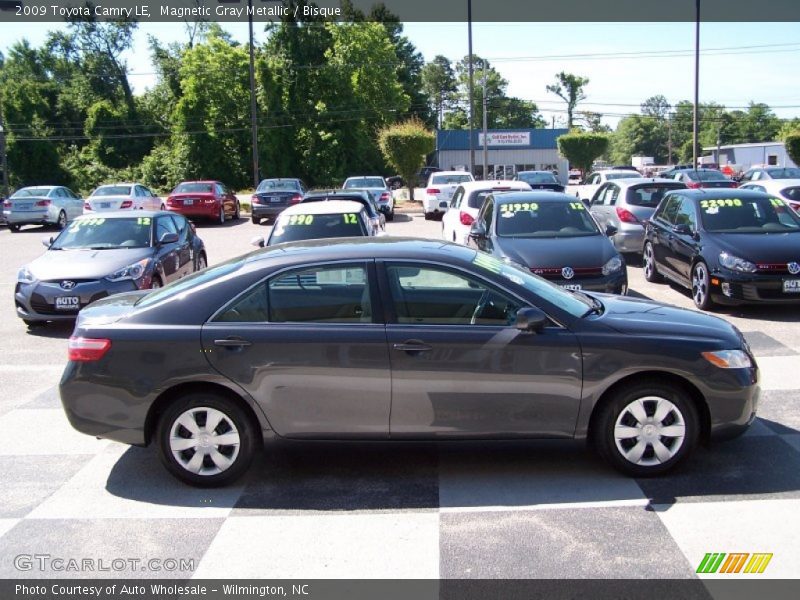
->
386, 263, 521, 326
450, 187, 464, 209
656, 196, 682, 225
268, 264, 371, 323
156, 216, 178, 241
673, 199, 697, 231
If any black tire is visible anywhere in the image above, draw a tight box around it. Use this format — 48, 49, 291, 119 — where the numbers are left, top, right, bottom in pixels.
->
150, 275, 163, 290
56, 211, 67, 230
218, 206, 225, 224
386, 208, 394, 222
251, 215, 261, 225
642, 242, 663, 283
8, 224, 20, 233
592, 380, 699, 477
234, 202, 240, 220
691, 260, 715, 311
157, 393, 258, 487
196, 254, 207, 271
424, 212, 433, 221
160, 203, 166, 211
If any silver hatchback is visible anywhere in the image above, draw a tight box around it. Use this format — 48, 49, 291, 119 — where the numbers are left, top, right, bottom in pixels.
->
589, 178, 686, 255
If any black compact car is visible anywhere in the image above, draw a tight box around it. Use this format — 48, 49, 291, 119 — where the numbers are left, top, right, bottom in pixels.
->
467, 192, 627, 295
643, 189, 800, 309
301, 190, 385, 234
60, 238, 757, 486
16, 211, 207, 326
250, 178, 307, 225
514, 171, 565, 192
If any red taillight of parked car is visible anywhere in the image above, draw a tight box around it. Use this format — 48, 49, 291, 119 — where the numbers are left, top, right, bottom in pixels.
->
68, 337, 112, 362
427, 188, 441, 195
728, 181, 738, 188
380, 192, 390, 201
120, 200, 133, 209
251, 194, 261, 205
290, 194, 303, 205
460, 211, 474, 226
35, 199, 51, 207
84, 202, 92, 210
2, 200, 10, 208
166, 197, 175, 206
685, 181, 702, 189
789, 201, 800, 213
616, 207, 640, 223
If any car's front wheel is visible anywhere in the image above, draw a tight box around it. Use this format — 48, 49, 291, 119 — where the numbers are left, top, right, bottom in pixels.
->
157, 394, 258, 487
251, 215, 261, 225
8, 224, 20, 233
56, 211, 67, 230
593, 380, 699, 477
692, 260, 714, 310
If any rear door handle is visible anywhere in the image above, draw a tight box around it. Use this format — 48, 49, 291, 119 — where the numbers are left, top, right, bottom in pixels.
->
214, 337, 252, 348
392, 342, 432, 352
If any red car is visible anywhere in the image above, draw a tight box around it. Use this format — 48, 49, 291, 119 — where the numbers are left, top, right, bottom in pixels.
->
165, 181, 240, 224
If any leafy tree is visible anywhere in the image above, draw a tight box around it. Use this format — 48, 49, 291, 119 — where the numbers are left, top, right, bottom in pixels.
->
785, 132, 800, 168
577, 111, 611, 133
377, 118, 435, 201
422, 55, 457, 127
557, 132, 609, 175
779, 119, 800, 141
546, 72, 590, 129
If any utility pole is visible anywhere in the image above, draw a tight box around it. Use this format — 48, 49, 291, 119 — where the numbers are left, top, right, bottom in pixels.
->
693, 0, 700, 171
0, 117, 8, 203
248, 0, 260, 188
467, 0, 475, 176
667, 113, 672, 165
482, 60, 488, 181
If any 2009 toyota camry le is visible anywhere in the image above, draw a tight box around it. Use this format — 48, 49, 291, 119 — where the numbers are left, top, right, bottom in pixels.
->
59, 238, 759, 487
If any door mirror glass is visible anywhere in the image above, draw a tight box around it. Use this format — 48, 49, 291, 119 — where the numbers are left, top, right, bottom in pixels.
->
158, 232, 179, 245
605, 224, 618, 237
469, 222, 487, 239
673, 223, 692, 235
514, 307, 548, 332
250, 236, 266, 248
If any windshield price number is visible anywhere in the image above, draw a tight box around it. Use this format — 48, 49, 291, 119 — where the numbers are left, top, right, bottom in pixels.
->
700, 199, 743, 210
342, 214, 358, 224
569, 202, 585, 210
55, 297, 80, 311
500, 202, 539, 214
287, 215, 314, 226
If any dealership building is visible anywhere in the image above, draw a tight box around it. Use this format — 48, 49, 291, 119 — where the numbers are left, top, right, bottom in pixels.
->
435, 128, 570, 181
702, 141, 798, 171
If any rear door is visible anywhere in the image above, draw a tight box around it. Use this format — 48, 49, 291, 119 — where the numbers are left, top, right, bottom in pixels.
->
380, 261, 582, 438
201, 261, 391, 438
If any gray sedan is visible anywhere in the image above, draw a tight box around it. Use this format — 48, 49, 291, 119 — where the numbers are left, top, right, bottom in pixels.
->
60, 238, 758, 486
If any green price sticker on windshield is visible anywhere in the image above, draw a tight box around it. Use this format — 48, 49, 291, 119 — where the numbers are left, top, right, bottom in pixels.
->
569, 202, 585, 210
137, 217, 151, 225
500, 202, 539, 215
700, 198, 743, 211
770, 198, 784, 207
343, 214, 358, 224
287, 214, 314, 226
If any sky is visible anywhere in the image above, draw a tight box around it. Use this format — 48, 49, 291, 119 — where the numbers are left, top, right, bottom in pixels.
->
2, 21, 799, 129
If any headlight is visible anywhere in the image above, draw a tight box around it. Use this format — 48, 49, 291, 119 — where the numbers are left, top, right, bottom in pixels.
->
602, 256, 623, 275
17, 266, 36, 284
106, 258, 149, 283
719, 252, 756, 273
701, 350, 753, 369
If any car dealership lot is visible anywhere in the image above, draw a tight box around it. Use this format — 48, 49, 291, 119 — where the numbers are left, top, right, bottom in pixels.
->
0, 215, 799, 579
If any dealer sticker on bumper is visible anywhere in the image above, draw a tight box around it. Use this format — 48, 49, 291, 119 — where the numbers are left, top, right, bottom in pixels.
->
783, 279, 800, 293
55, 297, 80, 310
560, 284, 582, 291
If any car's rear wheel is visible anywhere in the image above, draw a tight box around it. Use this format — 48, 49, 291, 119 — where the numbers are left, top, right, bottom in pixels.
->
56, 211, 67, 230
218, 206, 225, 224
8, 224, 20, 233
234, 202, 240, 220
424, 212, 433, 221
643, 242, 663, 283
593, 380, 699, 477
157, 394, 258, 487
160, 203, 166, 211
691, 261, 714, 310
251, 215, 261, 225
196, 254, 207, 271
386, 208, 394, 222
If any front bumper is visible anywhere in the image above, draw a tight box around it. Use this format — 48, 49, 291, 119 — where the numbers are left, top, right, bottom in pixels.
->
542, 270, 628, 295
708, 268, 800, 305
15, 278, 140, 323
706, 366, 760, 441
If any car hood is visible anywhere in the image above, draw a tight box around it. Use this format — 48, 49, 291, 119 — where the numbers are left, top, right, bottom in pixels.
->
495, 235, 617, 268
709, 232, 800, 264
27, 247, 153, 281
593, 293, 743, 346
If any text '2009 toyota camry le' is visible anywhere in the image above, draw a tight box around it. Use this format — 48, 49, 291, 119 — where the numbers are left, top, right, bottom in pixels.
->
59, 238, 758, 487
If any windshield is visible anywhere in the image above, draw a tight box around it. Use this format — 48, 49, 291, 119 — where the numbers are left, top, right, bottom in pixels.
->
606, 172, 641, 180
699, 197, 800, 232
688, 170, 728, 181
173, 182, 213, 194
268, 213, 367, 244
518, 172, 558, 184
470, 253, 590, 319
431, 174, 473, 185
497, 201, 599, 237
51, 217, 153, 250
91, 185, 132, 197
767, 168, 800, 179
12, 188, 52, 198
627, 185, 683, 207
257, 179, 300, 192
344, 177, 385, 189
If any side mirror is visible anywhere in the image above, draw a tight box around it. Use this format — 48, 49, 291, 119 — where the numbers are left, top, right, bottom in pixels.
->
605, 224, 618, 237
469, 222, 487, 239
158, 232, 179, 245
673, 223, 692, 236
250, 236, 266, 248
514, 307, 548, 333
42, 236, 54, 248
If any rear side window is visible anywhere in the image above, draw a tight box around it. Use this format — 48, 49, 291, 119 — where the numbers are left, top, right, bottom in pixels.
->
781, 187, 800, 201
215, 284, 269, 323
468, 190, 494, 209
655, 196, 682, 225
627, 185, 682, 207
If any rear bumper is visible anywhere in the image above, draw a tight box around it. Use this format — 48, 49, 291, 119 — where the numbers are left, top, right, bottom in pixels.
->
251, 204, 289, 218
6, 210, 55, 226
166, 204, 219, 219
612, 228, 646, 254
423, 195, 447, 213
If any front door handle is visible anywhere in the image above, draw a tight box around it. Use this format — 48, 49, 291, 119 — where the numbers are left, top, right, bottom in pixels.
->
214, 337, 252, 348
392, 341, 432, 353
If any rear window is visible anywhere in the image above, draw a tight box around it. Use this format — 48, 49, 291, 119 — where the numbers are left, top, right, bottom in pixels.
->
12, 187, 52, 198
518, 172, 558, 184
497, 201, 599, 237
688, 170, 728, 181
468, 190, 514, 209
432, 174, 473, 185
767, 168, 800, 179
606, 172, 641, 180
257, 179, 300, 192
626, 185, 683, 207
268, 213, 367, 244
174, 182, 214, 193
781, 187, 800, 201
344, 177, 385, 189
91, 186, 132, 197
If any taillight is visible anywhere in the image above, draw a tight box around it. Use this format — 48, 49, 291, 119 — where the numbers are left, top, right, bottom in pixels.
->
68, 337, 111, 362
729, 181, 738, 188
35, 199, 51, 207
685, 181, 702, 189
290, 194, 303, 205
616, 207, 640, 223
120, 200, 133, 208
84, 202, 91, 210
427, 188, 441, 195
2, 200, 10, 208
380, 192, 390, 201
166, 197, 175, 206
789, 202, 800, 212
460, 211, 474, 226
251, 194, 261, 205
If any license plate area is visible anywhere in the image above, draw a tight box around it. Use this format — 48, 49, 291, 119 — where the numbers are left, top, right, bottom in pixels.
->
560, 284, 582, 291
183, 199, 193, 205
55, 296, 80, 311
99, 202, 110, 209
783, 279, 800, 293
269, 196, 281, 203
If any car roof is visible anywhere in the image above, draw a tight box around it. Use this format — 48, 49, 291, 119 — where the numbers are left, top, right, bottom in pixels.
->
517, 170, 557, 175
432, 171, 473, 176
280, 200, 366, 215
73, 210, 173, 220
493, 191, 575, 203
457, 180, 531, 192
672, 189, 769, 199
593, 169, 639, 174
601, 177, 687, 189
176, 180, 218, 184
742, 178, 800, 188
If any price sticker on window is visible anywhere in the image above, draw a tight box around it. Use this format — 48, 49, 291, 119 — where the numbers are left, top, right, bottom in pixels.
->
700, 198, 743, 211
342, 214, 358, 224
500, 202, 539, 217
286, 214, 314, 226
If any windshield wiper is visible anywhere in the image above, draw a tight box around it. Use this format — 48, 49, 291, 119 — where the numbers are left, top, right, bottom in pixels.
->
574, 291, 603, 317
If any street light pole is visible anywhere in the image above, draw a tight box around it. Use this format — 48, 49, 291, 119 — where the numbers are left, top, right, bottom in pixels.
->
0, 119, 8, 202
248, 0, 260, 188
693, 0, 700, 170
467, 0, 475, 176
482, 61, 488, 180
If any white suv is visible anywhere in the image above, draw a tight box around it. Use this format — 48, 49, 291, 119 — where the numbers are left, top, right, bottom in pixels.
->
423, 171, 475, 220
441, 180, 531, 245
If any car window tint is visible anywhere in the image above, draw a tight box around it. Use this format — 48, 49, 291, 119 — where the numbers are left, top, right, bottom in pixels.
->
450, 187, 464, 208
268, 212, 367, 244
52, 217, 152, 249
659, 196, 682, 225
386, 264, 521, 326
497, 201, 598, 237
605, 185, 620, 206
156, 216, 178, 240
674, 199, 697, 230
268, 264, 371, 323
628, 185, 679, 207
215, 284, 269, 323
699, 196, 800, 232
782, 186, 800, 201
479, 198, 494, 228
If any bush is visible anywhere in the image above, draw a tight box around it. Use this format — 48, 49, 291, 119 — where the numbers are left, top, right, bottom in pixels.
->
785, 131, 800, 168
557, 132, 610, 175
377, 118, 435, 202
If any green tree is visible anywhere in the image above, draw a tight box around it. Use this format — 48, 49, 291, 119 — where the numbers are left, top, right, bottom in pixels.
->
784, 131, 800, 167
377, 118, 435, 201
422, 55, 457, 128
546, 72, 590, 130
557, 132, 609, 175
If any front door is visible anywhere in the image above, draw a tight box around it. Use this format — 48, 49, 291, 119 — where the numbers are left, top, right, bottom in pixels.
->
380, 261, 583, 438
